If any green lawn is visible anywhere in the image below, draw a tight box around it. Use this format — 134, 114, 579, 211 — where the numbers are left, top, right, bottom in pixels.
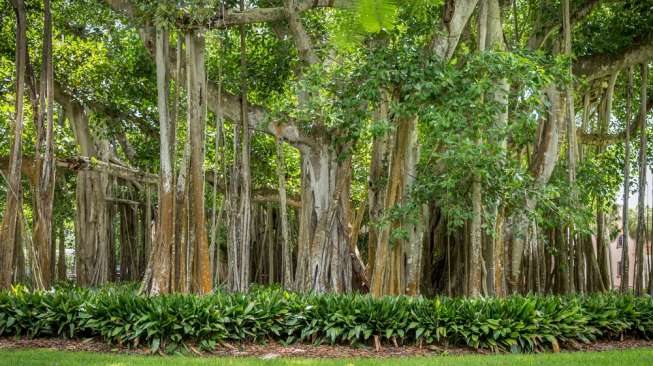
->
1, 348, 652, 366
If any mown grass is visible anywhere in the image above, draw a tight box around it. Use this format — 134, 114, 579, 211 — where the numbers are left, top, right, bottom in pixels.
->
1, 348, 652, 366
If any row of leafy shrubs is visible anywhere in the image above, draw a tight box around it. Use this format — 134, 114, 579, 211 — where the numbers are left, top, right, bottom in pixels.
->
1, 283, 652, 353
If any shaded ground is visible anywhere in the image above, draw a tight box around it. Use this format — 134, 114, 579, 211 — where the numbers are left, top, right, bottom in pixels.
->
2, 337, 653, 359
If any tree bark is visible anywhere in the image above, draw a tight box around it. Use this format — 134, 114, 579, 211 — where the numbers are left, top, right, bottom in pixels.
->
275, 135, 293, 289
209, 119, 224, 287
369, 0, 478, 297
65, 101, 112, 287
186, 30, 211, 295
294, 145, 353, 293
0, 0, 27, 289
562, 0, 581, 295
236, 18, 252, 292
32, 0, 56, 289
468, 0, 493, 298
596, 208, 610, 291
144, 28, 174, 295
57, 225, 66, 281
226, 13, 253, 292
369, 116, 416, 297
635, 63, 648, 295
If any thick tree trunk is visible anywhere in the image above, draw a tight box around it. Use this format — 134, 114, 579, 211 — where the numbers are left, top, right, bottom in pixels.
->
404, 124, 425, 296
173, 136, 190, 292
66, 101, 112, 287
186, 30, 211, 295
294, 144, 352, 293
0, 0, 27, 289
369, 116, 417, 297
366, 0, 478, 298
621, 69, 633, 292
468, 0, 489, 298
144, 28, 174, 295
74, 172, 110, 286
31, 0, 56, 289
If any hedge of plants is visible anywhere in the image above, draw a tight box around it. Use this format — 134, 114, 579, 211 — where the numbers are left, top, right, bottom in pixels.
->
1, 284, 652, 354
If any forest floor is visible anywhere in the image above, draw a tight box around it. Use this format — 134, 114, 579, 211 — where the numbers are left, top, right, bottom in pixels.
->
2, 337, 653, 364
1, 347, 652, 365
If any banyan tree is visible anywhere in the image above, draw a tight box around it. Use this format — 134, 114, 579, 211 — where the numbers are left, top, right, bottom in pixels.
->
0, 0, 652, 297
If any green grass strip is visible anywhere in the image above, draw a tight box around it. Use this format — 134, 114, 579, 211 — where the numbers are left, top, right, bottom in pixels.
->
2, 348, 653, 366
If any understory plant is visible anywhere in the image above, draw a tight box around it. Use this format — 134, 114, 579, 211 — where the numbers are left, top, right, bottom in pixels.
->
1, 284, 652, 354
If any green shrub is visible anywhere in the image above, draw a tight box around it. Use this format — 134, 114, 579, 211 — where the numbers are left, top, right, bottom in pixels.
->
1, 284, 652, 353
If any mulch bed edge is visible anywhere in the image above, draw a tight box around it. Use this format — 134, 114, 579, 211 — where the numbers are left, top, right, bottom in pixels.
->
1, 337, 652, 359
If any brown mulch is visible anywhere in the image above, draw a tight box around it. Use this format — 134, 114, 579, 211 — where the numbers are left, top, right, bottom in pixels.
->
574, 338, 653, 352
1, 337, 653, 359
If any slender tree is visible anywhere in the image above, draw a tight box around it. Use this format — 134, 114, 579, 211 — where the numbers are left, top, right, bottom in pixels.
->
621, 68, 633, 292
276, 135, 293, 289
635, 63, 648, 295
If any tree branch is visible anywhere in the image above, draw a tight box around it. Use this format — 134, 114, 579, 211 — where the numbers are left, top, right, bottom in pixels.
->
187, 0, 355, 28
112, 5, 316, 147
0, 155, 158, 184
574, 35, 653, 81
53, 81, 159, 139
527, 0, 602, 49
283, 0, 320, 66
2, 153, 303, 208
426, 0, 479, 60
578, 94, 653, 145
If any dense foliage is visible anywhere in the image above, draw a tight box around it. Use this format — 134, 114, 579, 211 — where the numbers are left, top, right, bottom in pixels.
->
1, 284, 653, 354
